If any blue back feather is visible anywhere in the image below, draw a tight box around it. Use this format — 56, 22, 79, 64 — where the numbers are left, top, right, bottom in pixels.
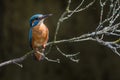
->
29, 28, 32, 49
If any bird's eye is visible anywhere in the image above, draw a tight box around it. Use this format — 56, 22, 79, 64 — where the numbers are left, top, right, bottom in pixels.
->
35, 18, 39, 20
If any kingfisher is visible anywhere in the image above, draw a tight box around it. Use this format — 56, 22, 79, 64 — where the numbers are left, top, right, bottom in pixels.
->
29, 14, 52, 61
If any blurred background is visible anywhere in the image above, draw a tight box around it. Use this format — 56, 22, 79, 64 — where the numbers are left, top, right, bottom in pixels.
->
0, 0, 120, 80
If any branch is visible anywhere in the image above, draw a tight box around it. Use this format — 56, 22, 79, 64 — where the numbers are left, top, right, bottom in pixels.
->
0, 50, 33, 67
5, 0, 120, 68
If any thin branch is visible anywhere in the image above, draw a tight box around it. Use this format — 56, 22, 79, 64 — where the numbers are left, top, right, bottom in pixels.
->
56, 46, 80, 63
0, 50, 33, 67
53, 0, 95, 41
1, 0, 120, 68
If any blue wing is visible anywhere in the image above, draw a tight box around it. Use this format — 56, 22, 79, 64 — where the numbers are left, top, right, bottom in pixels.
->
29, 28, 32, 49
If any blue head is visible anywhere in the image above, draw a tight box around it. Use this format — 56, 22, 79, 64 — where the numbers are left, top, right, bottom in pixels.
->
29, 14, 52, 27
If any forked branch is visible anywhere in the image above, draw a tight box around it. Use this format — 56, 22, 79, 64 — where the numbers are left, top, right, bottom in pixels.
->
1, 0, 119, 68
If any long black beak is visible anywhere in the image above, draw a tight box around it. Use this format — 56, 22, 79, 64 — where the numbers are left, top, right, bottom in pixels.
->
41, 14, 53, 19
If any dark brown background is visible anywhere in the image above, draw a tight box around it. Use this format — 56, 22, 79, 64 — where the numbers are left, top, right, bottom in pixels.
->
0, 0, 120, 80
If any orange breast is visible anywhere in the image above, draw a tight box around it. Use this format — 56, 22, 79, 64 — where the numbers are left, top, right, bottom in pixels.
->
32, 23, 49, 48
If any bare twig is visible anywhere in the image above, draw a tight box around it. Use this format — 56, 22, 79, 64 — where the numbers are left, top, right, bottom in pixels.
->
0, 50, 33, 67
1, 0, 120, 68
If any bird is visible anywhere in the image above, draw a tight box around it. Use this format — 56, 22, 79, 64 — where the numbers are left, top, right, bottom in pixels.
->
29, 14, 52, 61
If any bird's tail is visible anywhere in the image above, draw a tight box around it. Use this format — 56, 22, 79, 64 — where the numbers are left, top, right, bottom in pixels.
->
34, 48, 44, 61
